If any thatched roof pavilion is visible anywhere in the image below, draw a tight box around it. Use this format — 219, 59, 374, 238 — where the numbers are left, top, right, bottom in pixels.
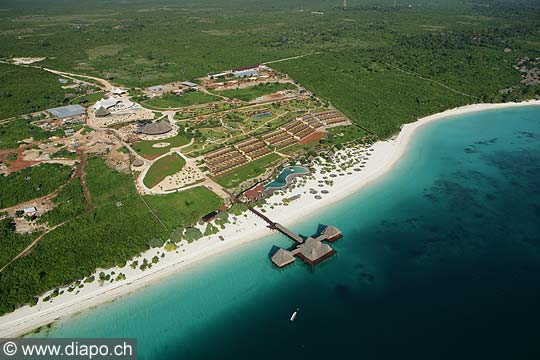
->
271, 248, 295, 268
317, 225, 342, 242
95, 106, 111, 117
297, 237, 334, 265
142, 119, 172, 135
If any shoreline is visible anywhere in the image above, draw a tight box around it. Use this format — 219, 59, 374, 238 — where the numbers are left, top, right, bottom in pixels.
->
1, 100, 539, 338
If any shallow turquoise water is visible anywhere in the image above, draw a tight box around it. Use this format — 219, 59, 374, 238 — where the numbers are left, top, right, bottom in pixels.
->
265, 165, 309, 189
35, 106, 540, 359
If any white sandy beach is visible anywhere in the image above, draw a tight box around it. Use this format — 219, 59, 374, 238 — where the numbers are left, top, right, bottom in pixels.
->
1, 100, 539, 338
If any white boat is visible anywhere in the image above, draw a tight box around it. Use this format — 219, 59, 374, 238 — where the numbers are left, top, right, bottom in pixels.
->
290, 308, 299, 322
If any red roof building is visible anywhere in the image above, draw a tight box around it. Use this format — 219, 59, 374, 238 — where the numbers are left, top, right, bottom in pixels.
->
244, 185, 265, 201
233, 64, 260, 72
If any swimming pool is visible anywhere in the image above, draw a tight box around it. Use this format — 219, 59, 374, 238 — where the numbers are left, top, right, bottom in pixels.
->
264, 166, 309, 189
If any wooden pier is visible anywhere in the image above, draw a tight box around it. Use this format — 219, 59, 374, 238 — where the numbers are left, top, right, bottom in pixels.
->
248, 207, 304, 243
248, 206, 342, 268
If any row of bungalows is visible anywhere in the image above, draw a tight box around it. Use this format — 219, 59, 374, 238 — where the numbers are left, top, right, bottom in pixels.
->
297, 113, 325, 129
283, 120, 317, 141
234, 138, 272, 160
313, 110, 350, 127
262, 129, 298, 149
204, 147, 248, 176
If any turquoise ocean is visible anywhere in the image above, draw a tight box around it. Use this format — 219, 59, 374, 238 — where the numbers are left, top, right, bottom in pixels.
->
34, 106, 540, 359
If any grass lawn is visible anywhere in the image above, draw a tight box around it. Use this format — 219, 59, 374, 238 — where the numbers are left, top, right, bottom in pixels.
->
132, 134, 191, 159
143, 153, 186, 188
143, 187, 223, 230
215, 153, 281, 189
142, 92, 220, 109
212, 83, 296, 102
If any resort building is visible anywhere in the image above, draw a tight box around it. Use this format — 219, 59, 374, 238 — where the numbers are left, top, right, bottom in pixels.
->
111, 88, 128, 95
95, 106, 111, 117
316, 225, 342, 242
23, 207, 37, 215
271, 248, 296, 268
47, 105, 86, 120
146, 85, 166, 93
233, 64, 260, 72
244, 185, 265, 201
296, 237, 335, 266
140, 119, 172, 136
181, 81, 198, 88
93, 97, 121, 110
208, 71, 232, 79
233, 69, 258, 78
202, 211, 218, 222
264, 221, 342, 269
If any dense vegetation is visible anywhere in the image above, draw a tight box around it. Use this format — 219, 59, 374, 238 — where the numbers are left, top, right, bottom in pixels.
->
37, 180, 88, 226
0, 218, 36, 269
143, 153, 186, 188
0, 158, 221, 314
213, 82, 296, 102
0, 163, 72, 208
0, 63, 71, 119
69, 91, 105, 107
0, 0, 538, 135
142, 92, 220, 109
0, 117, 64, 149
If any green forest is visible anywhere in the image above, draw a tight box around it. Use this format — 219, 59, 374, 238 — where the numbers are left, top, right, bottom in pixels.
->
0, 0, 538, 137
0, 163, 73, 208
0, 158, 221, 315
0, 63, 71, 119
0, 117, 65, 149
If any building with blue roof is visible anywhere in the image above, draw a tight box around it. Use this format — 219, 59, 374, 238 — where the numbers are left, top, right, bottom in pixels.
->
47, 105, 86, 119
233, 69, 258, 78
